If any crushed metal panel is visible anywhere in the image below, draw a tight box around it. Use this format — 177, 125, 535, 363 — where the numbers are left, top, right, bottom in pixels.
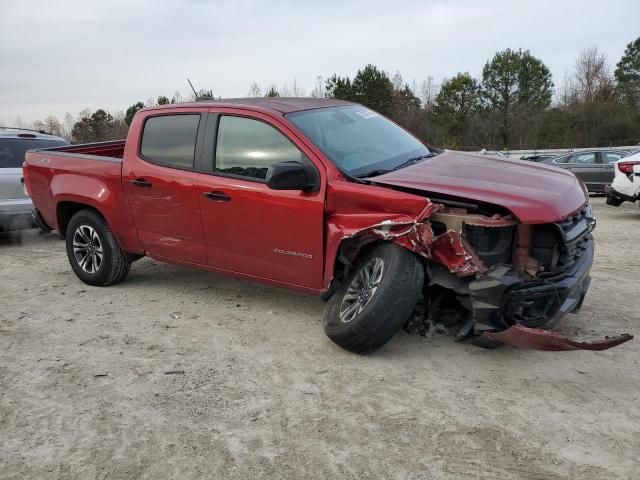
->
334, 201, 487, 277
483, 324, 633, 351
430, 230, 487, 277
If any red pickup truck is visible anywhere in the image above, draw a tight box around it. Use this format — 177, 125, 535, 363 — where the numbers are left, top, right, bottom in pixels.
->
24, 98, 631, 353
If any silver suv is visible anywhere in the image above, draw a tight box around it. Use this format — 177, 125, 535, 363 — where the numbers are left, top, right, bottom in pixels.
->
0, 128, 68, 232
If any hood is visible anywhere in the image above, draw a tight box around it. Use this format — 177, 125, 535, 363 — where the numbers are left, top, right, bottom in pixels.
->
367, 150, 587, 223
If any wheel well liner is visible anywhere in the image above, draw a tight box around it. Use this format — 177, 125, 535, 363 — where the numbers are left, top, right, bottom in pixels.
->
56, 202, 106, 238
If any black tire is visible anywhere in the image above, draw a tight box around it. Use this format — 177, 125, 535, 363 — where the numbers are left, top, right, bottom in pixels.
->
324, 243, 424, 354
65, 210, 131, 286
606, 194, 623, 207
469, 335, 504, 349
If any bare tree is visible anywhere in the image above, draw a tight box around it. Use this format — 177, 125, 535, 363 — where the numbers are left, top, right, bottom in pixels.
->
392, 71, 404, 90
290, 79, 305, 97
311, 75, 324, 98
110, 111, 130, 139
171, 91, 183, 104
420, 76, 438, 112
279, 83, 291, 97
62, 113, 75, 141
32, 116, 63, 136
12, 116, 26, 128
555, 70, 576, 107
247, 81, 262, 97
572, 47, 615, 103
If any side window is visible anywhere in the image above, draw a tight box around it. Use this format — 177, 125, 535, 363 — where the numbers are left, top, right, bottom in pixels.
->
554, 155, 570, 163
568, 152, 597, 164
604, 152, 624, 163
215, 116, 308, 180
140, 114, 200, 169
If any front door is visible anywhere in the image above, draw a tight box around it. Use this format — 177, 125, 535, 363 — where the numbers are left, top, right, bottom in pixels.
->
197, 111, 325, 289
122, 112, 207, 264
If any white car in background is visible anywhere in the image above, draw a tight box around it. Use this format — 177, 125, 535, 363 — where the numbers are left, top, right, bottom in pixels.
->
606, 150, 640, 207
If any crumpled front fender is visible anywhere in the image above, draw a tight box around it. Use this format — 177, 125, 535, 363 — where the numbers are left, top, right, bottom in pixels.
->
483, 324, 633, 351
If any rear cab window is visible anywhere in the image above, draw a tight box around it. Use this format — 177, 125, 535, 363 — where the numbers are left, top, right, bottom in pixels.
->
140, 114, 201, 169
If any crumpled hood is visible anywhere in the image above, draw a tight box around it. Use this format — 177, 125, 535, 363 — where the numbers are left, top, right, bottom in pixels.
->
367, 150, 587, 223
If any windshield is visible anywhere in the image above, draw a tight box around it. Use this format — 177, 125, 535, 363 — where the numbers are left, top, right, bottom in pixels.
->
0, 138, 67, 168
286, 105, 430, 177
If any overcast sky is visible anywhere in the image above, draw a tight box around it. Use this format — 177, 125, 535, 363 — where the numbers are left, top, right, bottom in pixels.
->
1, 0, 638, 126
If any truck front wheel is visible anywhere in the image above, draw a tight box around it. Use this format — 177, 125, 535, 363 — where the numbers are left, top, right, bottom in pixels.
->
65, 210, 131, 286
323, 243, 424, 354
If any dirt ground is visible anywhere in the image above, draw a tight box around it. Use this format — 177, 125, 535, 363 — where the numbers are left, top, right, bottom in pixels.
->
1, 196, 639, 480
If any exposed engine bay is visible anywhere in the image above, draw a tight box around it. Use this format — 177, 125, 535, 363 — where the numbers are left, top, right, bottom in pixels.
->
332, 195, 632, 351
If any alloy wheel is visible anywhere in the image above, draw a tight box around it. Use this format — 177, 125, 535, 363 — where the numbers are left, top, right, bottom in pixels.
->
72, 225, 103, 274
339, 257, 385, 323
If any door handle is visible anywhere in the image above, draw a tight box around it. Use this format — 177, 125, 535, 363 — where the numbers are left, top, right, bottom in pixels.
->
130, 178, 152, 188
203, 191, 231, 202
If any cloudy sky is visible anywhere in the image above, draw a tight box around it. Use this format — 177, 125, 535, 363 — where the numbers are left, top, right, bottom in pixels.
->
1, 0, 638, 125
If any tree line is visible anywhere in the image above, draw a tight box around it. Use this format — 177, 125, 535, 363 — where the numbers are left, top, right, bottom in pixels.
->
20, 37, 640, 151
318, 38, 639, 150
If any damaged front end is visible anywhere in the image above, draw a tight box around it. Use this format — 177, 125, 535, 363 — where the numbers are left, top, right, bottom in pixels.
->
425, 203, 631, 350
330, 194, 632, 351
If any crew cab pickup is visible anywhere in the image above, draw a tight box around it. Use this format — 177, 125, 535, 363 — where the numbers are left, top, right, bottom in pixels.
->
24, 98, 632, 353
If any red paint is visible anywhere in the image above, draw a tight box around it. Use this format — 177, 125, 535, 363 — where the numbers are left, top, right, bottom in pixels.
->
24, 101, 589, 294
430, 231, 486, 277
484, 324, 633, 351
25, 154, 142, 254
370, 150, 587, 224
60, 140, 126, 158
196, 107, 326, 288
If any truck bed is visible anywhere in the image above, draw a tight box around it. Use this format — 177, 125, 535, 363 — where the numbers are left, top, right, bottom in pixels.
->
35, 140, 126, 161
24, 141, 130, 239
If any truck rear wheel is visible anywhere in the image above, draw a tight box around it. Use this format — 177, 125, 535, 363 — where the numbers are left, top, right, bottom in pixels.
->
323, 243, 424, 354
65, 210, 131, 286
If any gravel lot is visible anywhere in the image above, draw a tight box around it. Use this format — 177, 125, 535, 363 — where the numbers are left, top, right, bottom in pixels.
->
1, 197, 639, 479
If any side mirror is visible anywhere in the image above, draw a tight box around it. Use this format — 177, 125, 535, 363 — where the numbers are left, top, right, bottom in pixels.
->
266, 161, 314, 191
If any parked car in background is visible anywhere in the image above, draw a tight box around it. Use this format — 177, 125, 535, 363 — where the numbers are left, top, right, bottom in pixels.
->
606, 150, 640, 207
0, 128, 68, 232
540, 149, 631, 193
520, 153, 558, 162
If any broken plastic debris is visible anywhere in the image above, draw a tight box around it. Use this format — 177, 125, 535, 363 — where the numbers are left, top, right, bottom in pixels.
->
483, 324, 633, 351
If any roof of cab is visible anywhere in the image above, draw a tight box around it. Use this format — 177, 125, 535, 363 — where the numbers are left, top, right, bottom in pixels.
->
145, 97, 354, 115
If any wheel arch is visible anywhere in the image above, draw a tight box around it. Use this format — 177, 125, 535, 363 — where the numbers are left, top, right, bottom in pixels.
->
56, 201, 107, 239
323, 233, 426, 301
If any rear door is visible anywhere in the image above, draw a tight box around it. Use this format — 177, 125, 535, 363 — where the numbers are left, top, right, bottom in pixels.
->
122, 112, 208, 264
196, 110, 325, 289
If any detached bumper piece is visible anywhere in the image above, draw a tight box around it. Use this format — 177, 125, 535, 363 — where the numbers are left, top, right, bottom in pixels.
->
483, 324, 633, 351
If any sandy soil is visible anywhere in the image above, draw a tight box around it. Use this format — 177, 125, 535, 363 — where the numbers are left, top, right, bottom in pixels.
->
1, 197, 639, 480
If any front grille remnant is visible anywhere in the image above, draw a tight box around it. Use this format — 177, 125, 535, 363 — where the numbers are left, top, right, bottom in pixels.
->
531, 205, 592, 276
